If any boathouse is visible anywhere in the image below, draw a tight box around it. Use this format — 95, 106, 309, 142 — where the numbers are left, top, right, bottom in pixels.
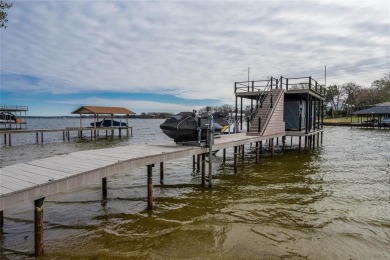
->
71, 105, 135, 127
0, 105, 28, 130
235, 76, 325, 149
352, 102, 390, 127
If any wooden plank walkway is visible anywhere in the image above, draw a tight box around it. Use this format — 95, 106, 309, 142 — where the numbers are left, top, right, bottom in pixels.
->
0, 126, 133, 146
0, 132, 284, 211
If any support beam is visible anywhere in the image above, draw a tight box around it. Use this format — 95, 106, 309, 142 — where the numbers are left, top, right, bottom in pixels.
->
282, 136, 286, 152
192, 155, 196, 169
160, 162, 164, 185
223, 149, 226, 163
234, 146, 238, 173
147, 165, 153, 210
0, 211, 3, 232
196, 154, 201, 171
271, 138, 274, 156
201, 153, 206, 187
241, 144, 245, 159
255, 142, 259, 163
34, 198, 45, 257
102, 177, 107, 206
299, 136, 302, 152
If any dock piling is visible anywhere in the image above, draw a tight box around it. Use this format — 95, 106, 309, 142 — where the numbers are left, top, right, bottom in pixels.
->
0, 211, 3, 232
160, 162, 164, 184
102, 177, 107, 205
147, 165, 154, 210
201, 153, 206, 187
255, 142, 259, 163
234, 146, 238, 173
223, 149, 226, 163
34, 198, 45, 257
192, 155, 196, 169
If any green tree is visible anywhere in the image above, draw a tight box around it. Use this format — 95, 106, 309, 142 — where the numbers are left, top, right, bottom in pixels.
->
0, 0, 13, 29
372, 73, 390, 102
325, 85, 343, 117
342, 82, 362, 116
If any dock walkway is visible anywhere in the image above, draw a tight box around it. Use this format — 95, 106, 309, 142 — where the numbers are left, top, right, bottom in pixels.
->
0, 126, 133, 146
0, 130, 322, 256
1, 132, 282, 211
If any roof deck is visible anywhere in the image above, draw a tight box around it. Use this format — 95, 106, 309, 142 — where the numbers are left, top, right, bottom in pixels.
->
235, 76, 325, 100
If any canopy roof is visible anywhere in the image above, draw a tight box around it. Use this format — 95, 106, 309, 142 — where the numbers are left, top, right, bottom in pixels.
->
71, 106, 135, 115
353, 104, 390, 115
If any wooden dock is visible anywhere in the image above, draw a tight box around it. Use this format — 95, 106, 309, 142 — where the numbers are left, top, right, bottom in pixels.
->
0, 130, 325, 256
0, 126, 133, 146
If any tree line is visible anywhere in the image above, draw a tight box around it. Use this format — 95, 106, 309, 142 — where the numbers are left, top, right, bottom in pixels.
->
325, 73, 390, 117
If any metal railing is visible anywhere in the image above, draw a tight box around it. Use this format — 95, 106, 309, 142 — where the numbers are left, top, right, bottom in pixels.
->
235, 77, 279, 93
235, 76, 326, 97
0, 105, 29, 111
279, 76, 326, 96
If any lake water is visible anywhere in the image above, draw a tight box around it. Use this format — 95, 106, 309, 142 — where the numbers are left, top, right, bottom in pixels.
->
1, 118, 389, 259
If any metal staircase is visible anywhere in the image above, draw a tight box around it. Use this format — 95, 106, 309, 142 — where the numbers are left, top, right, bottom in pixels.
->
247, 88, 284, 136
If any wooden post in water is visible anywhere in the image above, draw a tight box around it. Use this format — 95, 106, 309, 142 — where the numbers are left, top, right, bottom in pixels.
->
241, 144, 245, 159
304, 136, 308, 152
41, 132, 44, 144
9, 134, 11, 146
223, 149, 226, 163
197, 154, 200, 171
299, 136, 302, 152
0, 211, 3, 232
271, 138, 275, 156
260, 141, 262, 152
160, 162, 164, 185
192, 155, 196, 169
317, 133, 320, 147
147, 165, 153, 210
282, 136, 286, 152
201, 153, 206, 187
255, 142, 259, 163
34, 198, 45, 257
321, 132, 323, 144
234, 146, 238, 173
102, 177, 107, 205
36, 132, 39, 143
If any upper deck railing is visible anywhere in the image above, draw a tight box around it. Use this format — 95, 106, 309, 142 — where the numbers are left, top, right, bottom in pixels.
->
0, 105, 29, 111
235, 76, 325, 97
235, 77, 279, 93
280, 76, 325, 96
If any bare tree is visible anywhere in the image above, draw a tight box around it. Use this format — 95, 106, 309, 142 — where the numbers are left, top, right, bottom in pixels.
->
0, 0, 13, 29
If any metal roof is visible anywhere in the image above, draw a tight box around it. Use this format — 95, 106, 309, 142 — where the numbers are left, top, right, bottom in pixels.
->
71, 106, 135, 115
353, 105, 390, 115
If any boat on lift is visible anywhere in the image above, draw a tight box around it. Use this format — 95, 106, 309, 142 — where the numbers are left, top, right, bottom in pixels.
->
90, 118, 127, 127
160, 111, 229, 143
0, 112, 16, 123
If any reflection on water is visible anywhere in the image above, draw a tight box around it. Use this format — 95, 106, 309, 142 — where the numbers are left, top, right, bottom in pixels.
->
1, 121, 390, 259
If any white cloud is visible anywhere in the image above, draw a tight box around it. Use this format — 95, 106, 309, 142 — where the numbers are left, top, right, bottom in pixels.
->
2, 0, 389, 105
53, 97, 202, 114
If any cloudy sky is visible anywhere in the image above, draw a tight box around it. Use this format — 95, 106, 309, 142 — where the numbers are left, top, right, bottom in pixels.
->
1, 0, 389, 116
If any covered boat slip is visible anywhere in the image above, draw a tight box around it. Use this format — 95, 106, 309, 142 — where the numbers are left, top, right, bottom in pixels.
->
71, 105, 135, 128
0, 105, 28, 130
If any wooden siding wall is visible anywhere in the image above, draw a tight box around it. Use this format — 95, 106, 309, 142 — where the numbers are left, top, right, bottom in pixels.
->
263, 92, 285, 136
